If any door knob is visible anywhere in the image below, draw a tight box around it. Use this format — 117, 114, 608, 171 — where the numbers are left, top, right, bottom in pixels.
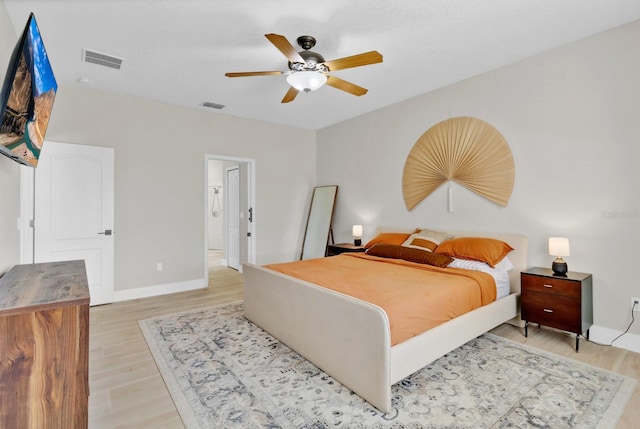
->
98, 229, 113, 236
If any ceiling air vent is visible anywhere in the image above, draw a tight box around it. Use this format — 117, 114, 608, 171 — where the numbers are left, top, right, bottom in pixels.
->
201, 102, 225, 110
82, 49, 123, 70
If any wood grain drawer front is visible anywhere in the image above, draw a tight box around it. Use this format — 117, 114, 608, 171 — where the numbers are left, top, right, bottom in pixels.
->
521, 291, 581, 333
521, 275, 580, 298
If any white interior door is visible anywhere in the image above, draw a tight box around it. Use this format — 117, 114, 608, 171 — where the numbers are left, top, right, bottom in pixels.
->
226, 166, 240, 271
34, 141, 115, 305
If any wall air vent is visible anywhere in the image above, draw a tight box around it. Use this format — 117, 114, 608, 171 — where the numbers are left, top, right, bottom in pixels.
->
201, 102, 225, 110
82, 49, 123, 70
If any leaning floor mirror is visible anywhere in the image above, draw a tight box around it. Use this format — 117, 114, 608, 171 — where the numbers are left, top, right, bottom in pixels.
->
300, 185, 338, 260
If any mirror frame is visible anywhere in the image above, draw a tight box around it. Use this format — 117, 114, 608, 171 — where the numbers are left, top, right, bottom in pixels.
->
300, 185, 338, 260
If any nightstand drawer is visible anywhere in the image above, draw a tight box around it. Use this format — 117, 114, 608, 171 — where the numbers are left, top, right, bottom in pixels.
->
521, 274, 580, 298
521, 291, 581, 333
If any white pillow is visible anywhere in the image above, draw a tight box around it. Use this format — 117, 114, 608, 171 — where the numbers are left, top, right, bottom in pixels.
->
494, 256, 514, 272
402, 228, 454, 252
448, 256, 513, 299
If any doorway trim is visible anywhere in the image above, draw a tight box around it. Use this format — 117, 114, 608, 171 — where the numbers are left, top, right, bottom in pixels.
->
204, 154, 256, 282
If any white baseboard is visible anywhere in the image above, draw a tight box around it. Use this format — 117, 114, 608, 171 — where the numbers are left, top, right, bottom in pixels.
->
590, 324, 640, 354
113, 278, 206, 302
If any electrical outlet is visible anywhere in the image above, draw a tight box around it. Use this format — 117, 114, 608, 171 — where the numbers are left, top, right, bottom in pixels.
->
156, 262, 163, 272
632, 297, 640, 311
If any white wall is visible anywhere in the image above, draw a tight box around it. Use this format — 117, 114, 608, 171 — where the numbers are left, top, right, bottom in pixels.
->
317, 21, 640, 345
43, 85, 316, 292
0, 155, 20, 276
0, 2, 21, 274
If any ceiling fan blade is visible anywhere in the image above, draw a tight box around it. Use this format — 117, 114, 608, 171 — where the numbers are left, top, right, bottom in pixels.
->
322, 51, 383, 71
326, 75, 368, 96
281, 86, 299, 103
225, 71, 285, 77
265, 33, 306, 64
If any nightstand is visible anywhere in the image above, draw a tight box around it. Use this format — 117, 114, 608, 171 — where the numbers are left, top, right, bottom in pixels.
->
326, 243, 366, 256
521, 267, 593, 352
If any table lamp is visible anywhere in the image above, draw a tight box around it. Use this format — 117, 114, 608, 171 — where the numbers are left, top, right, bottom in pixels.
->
353, 225, 363, 246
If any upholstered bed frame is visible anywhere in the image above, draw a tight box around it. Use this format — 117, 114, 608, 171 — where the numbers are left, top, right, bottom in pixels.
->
243, 230, 527, 413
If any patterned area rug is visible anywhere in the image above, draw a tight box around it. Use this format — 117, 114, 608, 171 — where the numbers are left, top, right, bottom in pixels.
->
139, 302, 636, 429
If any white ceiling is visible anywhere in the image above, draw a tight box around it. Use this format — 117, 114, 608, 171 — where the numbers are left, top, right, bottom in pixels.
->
4, 0, 640, 130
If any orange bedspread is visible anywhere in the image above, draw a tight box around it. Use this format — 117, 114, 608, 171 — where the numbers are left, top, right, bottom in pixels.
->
264, 253, 497, 346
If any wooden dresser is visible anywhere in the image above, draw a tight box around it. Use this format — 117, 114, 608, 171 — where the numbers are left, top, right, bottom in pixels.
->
0, 260, 90, 429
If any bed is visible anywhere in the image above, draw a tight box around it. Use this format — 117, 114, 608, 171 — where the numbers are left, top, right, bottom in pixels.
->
242, 229, 527, 413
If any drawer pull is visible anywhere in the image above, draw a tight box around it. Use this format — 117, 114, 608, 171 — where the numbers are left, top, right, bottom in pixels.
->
543, 309, 554, 313
543, 284, 553, 288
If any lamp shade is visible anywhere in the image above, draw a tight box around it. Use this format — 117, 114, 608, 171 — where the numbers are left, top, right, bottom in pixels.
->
352, 225, 363, 238
286, 71, 327, 92
548, 237, 570, 257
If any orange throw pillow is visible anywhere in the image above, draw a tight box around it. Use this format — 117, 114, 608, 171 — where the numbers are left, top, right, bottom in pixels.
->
364, 232, 412, 249
435, 237, 513, 268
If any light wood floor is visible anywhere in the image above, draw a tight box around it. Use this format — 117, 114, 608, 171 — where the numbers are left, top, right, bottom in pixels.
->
88, 254, 640, 428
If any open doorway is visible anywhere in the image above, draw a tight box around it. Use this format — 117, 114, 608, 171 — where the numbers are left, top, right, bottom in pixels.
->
205, 155, 255, 286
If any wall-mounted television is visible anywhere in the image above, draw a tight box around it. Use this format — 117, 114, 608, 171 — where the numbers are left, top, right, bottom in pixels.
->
0, 13, 57, 167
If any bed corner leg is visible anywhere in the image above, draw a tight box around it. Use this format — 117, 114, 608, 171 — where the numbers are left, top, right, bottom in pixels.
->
368, 392, 392, 414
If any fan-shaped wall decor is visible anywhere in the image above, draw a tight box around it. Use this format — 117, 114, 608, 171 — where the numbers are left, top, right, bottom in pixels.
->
402, 116, 514, 211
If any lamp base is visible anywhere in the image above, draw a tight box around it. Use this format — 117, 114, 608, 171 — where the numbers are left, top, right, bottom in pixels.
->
354, 238, 362, 246
552, 258, 568, 276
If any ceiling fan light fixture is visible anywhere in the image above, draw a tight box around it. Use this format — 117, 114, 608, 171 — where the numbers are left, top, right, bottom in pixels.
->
286, 71, 327, 93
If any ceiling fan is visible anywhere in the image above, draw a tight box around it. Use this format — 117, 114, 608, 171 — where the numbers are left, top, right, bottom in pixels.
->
225, 34, 383, 103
